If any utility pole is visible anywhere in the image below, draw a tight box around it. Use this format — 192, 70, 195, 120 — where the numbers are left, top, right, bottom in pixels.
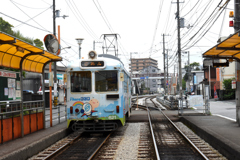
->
162, 34, 166, 94
177, 0, 183, 100
166, 49, 169, 94
187, 51, 190, 92
234, 0, 240, 126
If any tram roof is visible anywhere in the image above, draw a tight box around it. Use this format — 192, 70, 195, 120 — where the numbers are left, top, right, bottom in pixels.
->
0, 31, 62, 73
203, 31, 240, 60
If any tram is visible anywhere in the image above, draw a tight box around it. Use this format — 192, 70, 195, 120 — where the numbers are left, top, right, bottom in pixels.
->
66, 51, 131, 132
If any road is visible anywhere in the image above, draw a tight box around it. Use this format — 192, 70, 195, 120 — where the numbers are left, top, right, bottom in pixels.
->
209, 99, 236, 122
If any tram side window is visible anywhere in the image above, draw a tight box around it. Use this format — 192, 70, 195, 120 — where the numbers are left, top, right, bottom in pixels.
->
71, 71, 91, 92
95, 71, 118, 92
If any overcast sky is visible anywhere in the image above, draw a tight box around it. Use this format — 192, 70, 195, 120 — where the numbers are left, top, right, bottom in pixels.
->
0, 0, 235, 72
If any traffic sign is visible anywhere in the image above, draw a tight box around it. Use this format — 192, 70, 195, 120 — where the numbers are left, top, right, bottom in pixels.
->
140, 77, 145, 79
146, 76, 149, 79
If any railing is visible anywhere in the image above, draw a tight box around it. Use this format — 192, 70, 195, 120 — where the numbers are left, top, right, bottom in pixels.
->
45, 104, 67, 128
0, 100, 67, 143
0, 100, 44, 118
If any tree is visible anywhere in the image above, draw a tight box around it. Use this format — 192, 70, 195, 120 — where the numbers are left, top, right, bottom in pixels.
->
0, 17, 44, 47
0, 17, 13, 34
34, 38, 44, 49
190, 62, 200, 70
182, 78, 186, 90
222, 78, 235, 100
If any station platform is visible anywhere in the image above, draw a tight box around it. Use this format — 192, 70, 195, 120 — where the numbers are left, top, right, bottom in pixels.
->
0, 109, 240, 160
0, 122, 70, 160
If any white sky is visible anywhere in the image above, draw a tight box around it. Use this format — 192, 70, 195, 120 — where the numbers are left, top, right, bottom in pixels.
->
0, 0, 235, 73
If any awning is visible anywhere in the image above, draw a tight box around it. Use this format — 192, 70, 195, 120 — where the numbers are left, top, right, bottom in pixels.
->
203, 32, 240, 60
0, 31, 62, 73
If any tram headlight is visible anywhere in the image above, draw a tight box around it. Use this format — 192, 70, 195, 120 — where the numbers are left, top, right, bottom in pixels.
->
88, 51, 97, 59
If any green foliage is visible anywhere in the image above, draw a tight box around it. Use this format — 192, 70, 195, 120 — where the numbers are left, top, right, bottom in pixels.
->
183, 73, 188, 82
34, 38, 44, 49
12, 30, 34, 44
0, 17, 44, 48
182, 78, 186, 90
223, 78, 234, 90
0, 17, 13, 33
190, 62, 200, 68
222, 78, 235, 100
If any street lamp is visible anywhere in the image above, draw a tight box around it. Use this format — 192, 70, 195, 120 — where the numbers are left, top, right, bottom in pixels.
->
76, 38, 84, 59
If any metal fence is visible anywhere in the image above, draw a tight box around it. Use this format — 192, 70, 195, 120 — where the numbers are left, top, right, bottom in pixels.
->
45, 105, 67, 128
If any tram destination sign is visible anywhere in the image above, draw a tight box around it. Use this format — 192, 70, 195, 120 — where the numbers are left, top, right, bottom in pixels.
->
81, 61, 105, 67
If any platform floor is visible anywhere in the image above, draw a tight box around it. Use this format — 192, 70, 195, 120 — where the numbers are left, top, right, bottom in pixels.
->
0, 109, 239, 160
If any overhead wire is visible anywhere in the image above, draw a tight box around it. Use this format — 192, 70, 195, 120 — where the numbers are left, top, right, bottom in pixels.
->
10, 0, 50, 9
65, 0, 98, 40
149, 0, 164, 56
0, 12, 52, 33
10, 0, 49, 31
92, 0, 129, 63
14, 6, 52, 28
182, 1, 228, 50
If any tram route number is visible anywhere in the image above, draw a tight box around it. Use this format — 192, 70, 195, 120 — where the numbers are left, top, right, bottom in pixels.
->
108, 115, 117, 120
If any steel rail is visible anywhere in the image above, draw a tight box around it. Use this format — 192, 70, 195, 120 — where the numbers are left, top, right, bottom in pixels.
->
42, 132, 83, 160
152, 99, 209, 160
88, 132, 112, 160
145, 97, 161, 160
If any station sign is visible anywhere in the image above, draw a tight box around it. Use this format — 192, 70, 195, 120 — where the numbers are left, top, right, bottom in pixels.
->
140, 77, 145, 79
0, 71, 16, 78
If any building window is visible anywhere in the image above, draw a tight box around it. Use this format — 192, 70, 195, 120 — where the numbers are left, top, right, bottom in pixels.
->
152, 79, 156, 82
153, 84, 156, 87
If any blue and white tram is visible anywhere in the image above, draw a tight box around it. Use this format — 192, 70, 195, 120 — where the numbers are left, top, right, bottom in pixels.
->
66, 51, 131, 131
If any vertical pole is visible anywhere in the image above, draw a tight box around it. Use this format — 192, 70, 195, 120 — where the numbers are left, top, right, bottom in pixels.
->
234, 0, 240, 125
163, 34, 166, 94
53, 0, 57, 86
20, 68, 24, 137
177, 0, 182, 101
93, 41, 95, 50
136, 94, 139, 110
167, 50, 169, 94
79, 45, 81, 59
50, 0, 56, 127
209, 65, 211, 98
42, 71, 46, 129
49, 63, 52, 127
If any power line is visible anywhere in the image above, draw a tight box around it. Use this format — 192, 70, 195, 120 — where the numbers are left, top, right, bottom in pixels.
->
10, 0, 49, 31
14, 6, 52, 28
10, 0, 50, 9
149, 0, 164, 56
65, 0, 98, 40
0, 12, 52, 33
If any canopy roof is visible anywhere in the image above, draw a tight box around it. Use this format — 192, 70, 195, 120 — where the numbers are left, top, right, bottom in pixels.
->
0, 31, 62, 73
203, 32, 240, 60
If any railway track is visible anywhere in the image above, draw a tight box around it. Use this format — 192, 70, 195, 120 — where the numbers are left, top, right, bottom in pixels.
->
29, 131, 112, 160
149, 97, 226, 160
30, 95, 226, 160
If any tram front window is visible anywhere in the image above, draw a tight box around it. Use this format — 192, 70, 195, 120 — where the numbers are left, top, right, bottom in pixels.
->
71, 71, 91, 92
95, 71, 118, 92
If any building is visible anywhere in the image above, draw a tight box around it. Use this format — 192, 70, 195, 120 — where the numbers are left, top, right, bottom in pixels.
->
130, 58, 158, 72
132, 65, 165, 94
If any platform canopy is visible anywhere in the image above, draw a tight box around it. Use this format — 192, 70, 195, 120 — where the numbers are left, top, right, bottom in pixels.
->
203, 31, 240, 60
0, 31, 62, 73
